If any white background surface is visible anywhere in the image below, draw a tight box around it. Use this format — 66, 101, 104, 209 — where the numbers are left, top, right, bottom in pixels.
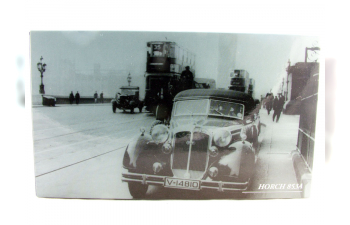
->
1, 0, 344, 224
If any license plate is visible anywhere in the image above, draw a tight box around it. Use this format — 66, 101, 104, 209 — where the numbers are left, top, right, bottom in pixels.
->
164, 178, 200, 190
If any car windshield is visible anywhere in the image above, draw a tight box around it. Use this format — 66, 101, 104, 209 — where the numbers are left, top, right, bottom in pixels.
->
209, 100, 244, 120
173, 99, 209, 116
120, 89, 137, 95
173, 99, 245, 120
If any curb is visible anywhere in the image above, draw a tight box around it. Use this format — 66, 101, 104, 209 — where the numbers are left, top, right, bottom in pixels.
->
291, 150, 312, 198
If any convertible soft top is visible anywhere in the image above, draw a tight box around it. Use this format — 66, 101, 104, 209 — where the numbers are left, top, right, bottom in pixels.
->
174, 89, 256, 113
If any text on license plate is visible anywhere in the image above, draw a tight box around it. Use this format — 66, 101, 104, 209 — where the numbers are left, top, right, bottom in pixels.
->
164, 178, 200, 190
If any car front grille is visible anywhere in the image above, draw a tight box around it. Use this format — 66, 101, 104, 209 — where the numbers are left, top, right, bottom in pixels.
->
172, 130, 209, 179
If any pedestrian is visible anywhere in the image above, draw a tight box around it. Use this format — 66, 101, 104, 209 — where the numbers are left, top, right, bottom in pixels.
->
279, 93, 285, 113
100, 92, 104, 103
94, 91, 98, 103
180, 66, 194, 90
272, 96, 280, 122
69, 91, 74, 104
75, 91, 80, 105
273, 95, 284, 122
266, 94, 273, 115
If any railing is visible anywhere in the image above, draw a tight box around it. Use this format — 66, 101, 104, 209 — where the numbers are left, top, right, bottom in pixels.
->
296, 73, 319, 171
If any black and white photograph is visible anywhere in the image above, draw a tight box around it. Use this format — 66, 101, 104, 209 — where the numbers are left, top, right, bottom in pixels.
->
30, 31, 320, 200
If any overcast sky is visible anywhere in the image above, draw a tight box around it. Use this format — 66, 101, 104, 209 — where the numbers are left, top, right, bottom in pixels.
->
31, 31, 318, 98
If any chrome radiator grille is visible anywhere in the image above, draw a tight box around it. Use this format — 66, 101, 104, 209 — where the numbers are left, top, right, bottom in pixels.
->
172, 131, 209, 178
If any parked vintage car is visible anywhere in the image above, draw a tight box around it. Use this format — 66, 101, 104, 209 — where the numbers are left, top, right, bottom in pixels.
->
112, 86, 143, 113
122, 89, 261, 198
42, 95, 56, 106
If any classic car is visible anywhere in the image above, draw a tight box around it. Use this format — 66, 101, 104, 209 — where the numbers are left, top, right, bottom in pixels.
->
42, 95, 56, 106
122, 89, 261, 198
112, 86, 143, 113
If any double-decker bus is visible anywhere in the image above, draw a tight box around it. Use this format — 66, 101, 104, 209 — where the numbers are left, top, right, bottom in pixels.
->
144, 41, 215, 120
228, 70, 250, 93
248, 78, 255, 99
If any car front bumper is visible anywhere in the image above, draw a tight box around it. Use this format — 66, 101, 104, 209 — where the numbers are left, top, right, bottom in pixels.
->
122, 172, 249, 192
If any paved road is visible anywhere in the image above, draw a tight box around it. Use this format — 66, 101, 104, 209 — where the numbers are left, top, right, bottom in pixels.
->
32, 103, 301, 199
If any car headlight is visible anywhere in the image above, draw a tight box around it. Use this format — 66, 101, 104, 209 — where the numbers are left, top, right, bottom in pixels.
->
151, 125, 169, 144
213, 129, 232, 147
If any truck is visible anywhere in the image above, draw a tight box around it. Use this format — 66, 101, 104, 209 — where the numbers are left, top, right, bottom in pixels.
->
144, 41, 215, 121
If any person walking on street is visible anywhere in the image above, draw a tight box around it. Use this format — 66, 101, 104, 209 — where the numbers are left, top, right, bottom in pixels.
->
279, 93, 285, 113
100, 92, 104, 103
94, 91, 98, 103
273, 95, 284, 122
69, 91, 74, 104
75, 91, 80, 105
272, 96, 280, 122
265, 94, 273, 115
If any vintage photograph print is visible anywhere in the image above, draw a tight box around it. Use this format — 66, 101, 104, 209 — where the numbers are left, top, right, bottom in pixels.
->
31, 31, 320, 199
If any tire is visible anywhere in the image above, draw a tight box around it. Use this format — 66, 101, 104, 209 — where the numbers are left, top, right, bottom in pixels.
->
112, 103, 117, 113
149, 104, 157, 115
130, 108, 134, 113
149, 120, 164, 134
155, 104, 169, 121
139, 107, 143, 113
128, 182, 148, 199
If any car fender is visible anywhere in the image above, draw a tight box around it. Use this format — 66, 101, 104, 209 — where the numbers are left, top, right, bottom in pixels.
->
217, 141, 254, 178
123, 133, 152, 169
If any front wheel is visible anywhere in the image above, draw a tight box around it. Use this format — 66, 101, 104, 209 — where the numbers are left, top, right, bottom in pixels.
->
112, 103, 117, 113
128, 182, 148, 199
155, 104, 169, 121
130, 107, 134, 113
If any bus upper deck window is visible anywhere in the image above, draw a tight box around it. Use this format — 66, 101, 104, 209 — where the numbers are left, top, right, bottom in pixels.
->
152, 44, 164, 57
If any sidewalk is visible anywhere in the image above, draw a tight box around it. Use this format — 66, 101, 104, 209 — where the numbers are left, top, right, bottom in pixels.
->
247, 108, 302, 198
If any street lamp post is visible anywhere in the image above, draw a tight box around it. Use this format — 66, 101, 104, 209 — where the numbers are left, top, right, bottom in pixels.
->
37, 56, 47, 94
